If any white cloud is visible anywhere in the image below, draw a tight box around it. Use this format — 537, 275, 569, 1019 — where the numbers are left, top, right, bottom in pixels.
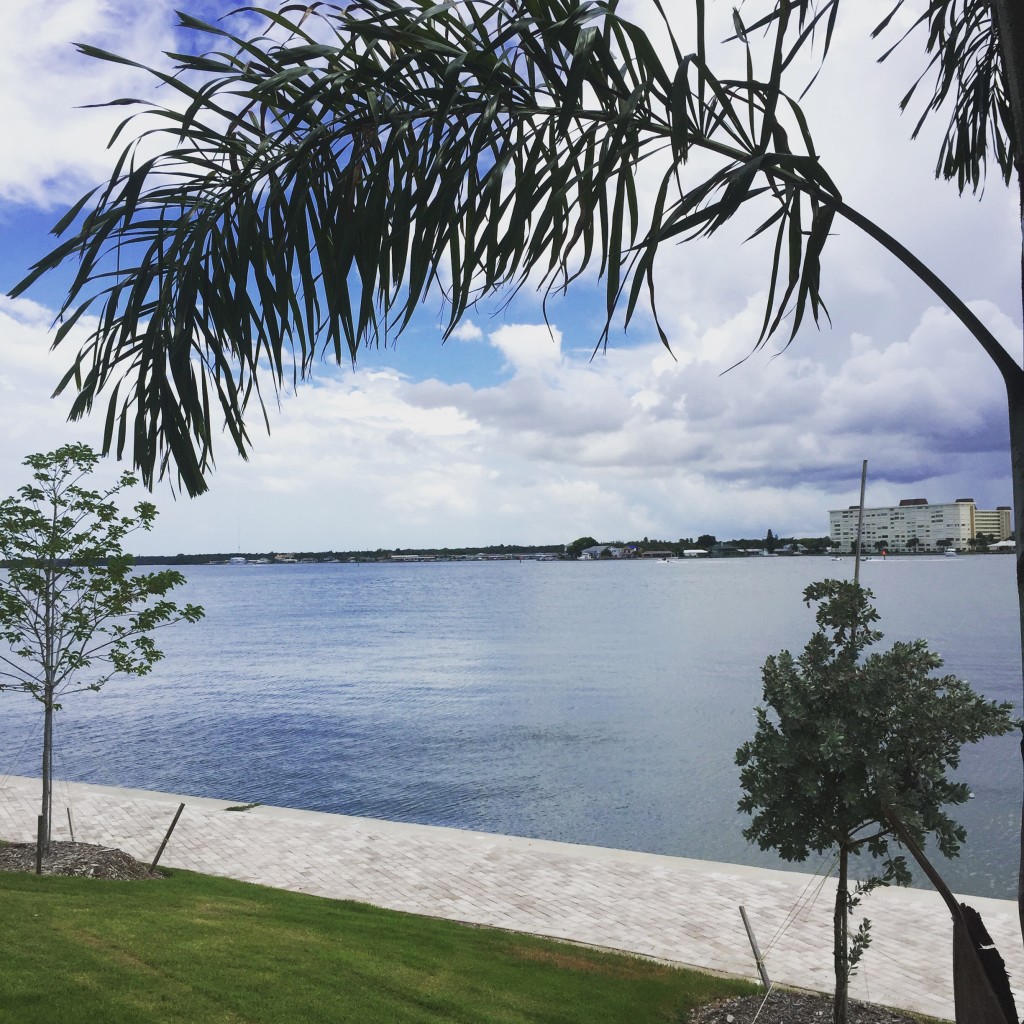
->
0, 296, 996, 554
0, 296, 104, 452
0, 1, 187, 206
488, 323, 564, 375
449, 321, 484, 342
2, 277, 1013, 554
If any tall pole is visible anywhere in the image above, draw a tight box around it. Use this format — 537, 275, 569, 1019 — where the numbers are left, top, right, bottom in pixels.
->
853, 460, 867, 588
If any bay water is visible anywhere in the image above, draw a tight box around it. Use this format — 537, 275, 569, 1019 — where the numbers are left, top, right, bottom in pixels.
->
1, 555, 1019, 898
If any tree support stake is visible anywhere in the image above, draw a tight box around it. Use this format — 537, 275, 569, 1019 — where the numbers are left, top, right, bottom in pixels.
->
149, 803, 185, 872
739, 905, 771, 989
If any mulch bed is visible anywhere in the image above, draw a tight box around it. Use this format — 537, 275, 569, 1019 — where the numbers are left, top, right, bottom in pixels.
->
0, 840, 161, 880
690, 990, 924, 1023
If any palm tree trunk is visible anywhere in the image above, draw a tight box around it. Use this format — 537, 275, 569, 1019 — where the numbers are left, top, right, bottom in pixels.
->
992, 2, 1024, 156
834, 844, 849, 1024
1008, 378, 1024, 948
991, 0, 1024, 955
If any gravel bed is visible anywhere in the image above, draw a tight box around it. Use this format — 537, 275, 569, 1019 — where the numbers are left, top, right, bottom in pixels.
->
689, 989, 926, 1024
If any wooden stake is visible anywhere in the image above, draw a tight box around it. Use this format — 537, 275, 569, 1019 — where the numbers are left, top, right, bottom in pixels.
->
149, 803, 185, 872
739, 905, 771, 989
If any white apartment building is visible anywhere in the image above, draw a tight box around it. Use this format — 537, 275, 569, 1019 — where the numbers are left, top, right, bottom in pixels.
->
973, 506, 1012, 542
828, 498, 1010, 553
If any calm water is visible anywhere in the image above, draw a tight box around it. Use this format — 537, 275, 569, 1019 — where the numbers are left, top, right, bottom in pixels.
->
1, 556, 1020, 898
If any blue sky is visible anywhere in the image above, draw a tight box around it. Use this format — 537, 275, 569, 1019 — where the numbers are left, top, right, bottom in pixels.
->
0, 0, 1020, 555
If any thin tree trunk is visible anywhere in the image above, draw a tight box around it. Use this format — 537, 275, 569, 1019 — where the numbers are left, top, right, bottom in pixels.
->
40, 689, 53, 850
834, 844, 849, 1024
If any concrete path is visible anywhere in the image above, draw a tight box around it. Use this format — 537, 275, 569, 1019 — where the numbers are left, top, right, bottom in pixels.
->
2, 774, 1021, 1020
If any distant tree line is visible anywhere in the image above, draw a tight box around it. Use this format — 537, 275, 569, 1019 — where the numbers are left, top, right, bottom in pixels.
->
129, 534, 841, 566
565, 533, 836, 560
133, 543, 567, 565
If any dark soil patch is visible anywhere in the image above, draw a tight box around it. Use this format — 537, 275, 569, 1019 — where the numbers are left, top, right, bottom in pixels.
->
689, 990, 927, 1024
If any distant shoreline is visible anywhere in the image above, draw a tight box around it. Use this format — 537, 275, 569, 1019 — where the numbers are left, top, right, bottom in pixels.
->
130, 547, 1006, 567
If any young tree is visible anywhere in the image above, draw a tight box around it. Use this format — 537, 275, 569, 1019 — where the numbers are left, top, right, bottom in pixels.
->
0, 445, 204, 846
737, 580, 1016, 1024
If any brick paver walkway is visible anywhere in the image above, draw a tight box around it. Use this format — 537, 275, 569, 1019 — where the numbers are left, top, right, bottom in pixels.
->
2, 774, 1021, 1020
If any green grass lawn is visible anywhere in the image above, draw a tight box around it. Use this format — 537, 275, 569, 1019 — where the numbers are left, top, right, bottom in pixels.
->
0, 867, 756, 1024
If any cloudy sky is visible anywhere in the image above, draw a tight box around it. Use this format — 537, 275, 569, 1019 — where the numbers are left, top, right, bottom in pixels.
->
0, 0, 1019, 555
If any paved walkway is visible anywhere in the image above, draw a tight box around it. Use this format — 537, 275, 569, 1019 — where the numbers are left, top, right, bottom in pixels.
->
2, 775, 1022, 1020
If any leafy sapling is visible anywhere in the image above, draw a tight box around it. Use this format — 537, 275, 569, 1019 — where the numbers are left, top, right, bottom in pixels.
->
736, 580, 1015, 1024
0, 445, 204, 847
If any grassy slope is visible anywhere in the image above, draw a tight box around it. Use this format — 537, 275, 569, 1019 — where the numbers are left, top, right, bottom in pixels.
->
0, 868, 756, 1024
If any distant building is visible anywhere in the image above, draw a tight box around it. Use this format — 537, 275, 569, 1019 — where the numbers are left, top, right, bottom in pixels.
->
579, 545, 625, 559
828, 498, 1012, 553
989, 539, 1016, 552
973, 506, 1012, 542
